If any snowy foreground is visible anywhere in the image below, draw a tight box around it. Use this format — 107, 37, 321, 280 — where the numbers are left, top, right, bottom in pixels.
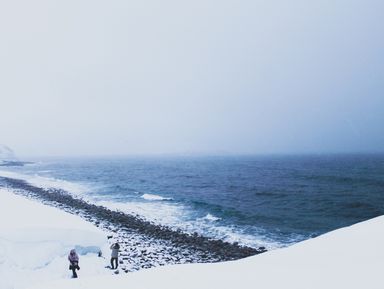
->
0, 188, 111, 289
1, 188, 382, 289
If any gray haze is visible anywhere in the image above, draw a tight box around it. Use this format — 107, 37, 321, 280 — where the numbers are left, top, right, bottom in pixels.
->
1, 0, 383, 157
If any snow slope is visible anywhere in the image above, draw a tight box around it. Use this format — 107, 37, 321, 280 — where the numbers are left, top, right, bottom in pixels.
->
29, 215, 384, 289
1, 186, 382, 289
0, 188, 111, 289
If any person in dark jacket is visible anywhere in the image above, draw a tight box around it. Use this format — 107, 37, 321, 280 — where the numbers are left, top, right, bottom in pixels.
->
68, 249, 80, 278
110, 242, 120, 269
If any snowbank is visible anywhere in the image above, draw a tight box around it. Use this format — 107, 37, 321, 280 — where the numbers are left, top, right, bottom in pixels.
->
0, 188, 110, 289
1, 186, 382, 289
29, 215, 384, 289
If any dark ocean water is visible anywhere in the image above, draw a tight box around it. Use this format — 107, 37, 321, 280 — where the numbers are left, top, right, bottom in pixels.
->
1, 154, 383, 249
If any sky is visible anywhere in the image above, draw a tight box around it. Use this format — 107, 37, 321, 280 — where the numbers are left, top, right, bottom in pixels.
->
0, 0, 383, 157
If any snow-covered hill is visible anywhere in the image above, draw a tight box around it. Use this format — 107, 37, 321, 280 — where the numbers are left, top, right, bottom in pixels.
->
28, 214, 383, 289
0, 186, 382, 289
0, 188, 110, 289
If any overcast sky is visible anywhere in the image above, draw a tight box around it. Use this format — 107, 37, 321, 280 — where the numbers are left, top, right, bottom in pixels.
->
1, 0, 383, 157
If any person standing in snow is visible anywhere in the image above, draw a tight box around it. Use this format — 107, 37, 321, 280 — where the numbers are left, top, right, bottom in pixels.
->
68, 249, 80, 278
110, 242, 120, 269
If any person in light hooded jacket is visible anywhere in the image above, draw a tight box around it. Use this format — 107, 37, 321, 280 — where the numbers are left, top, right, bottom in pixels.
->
68, 249, 80, 278
110, 242, 120, 269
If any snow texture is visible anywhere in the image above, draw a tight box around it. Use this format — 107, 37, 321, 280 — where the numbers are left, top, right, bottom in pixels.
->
0, 188, 110, 289
28, 215, 384, 289
1, 187, 382, 289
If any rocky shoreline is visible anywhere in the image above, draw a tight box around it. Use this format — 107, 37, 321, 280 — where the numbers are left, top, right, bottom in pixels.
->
0, 177, 266, 273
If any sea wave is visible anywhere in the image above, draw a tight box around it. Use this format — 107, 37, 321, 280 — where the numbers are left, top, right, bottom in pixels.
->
141, 193, 173, 201
201, 213, 221, 222
96, 198, 283, 250
0, 170, 285, 250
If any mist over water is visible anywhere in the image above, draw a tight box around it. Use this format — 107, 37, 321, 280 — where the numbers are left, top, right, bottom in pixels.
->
2, 154, 383, 249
